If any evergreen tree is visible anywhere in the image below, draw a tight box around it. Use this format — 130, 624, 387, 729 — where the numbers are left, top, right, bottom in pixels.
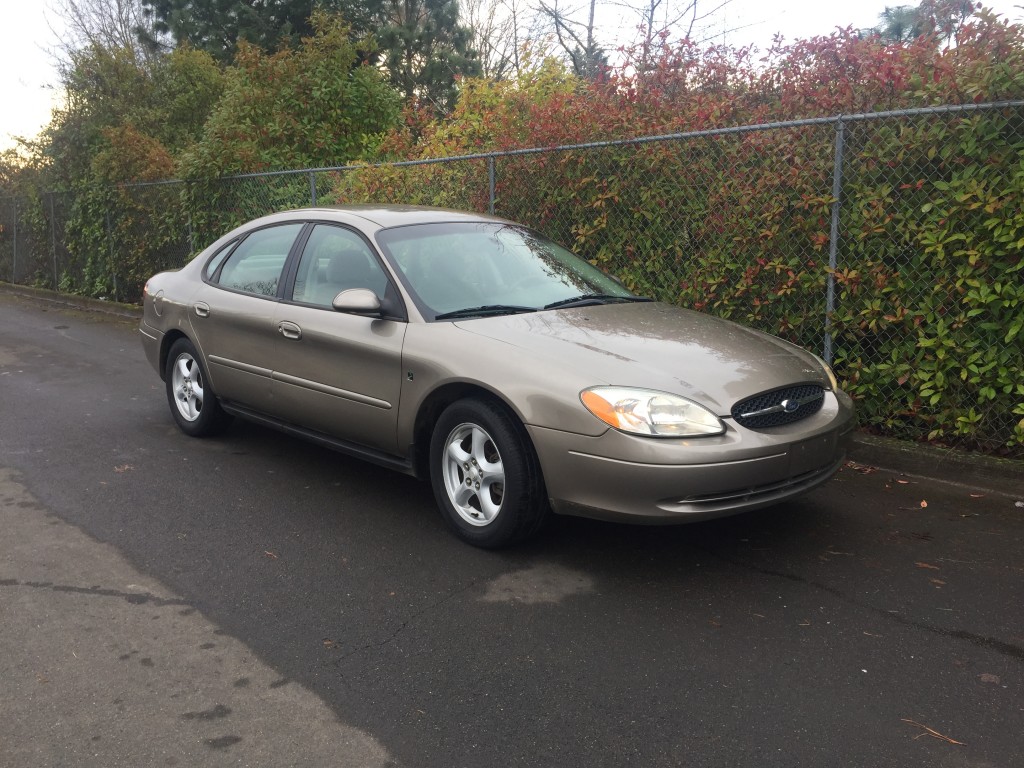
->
874, 5, 927, 42
373, 0, 480, 112
142, 0, 479, 113
140, 0, 372, 62
870, 1, 978, 45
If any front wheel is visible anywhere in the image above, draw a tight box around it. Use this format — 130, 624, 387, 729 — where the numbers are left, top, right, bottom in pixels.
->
429, 398, 549, 548
164, 338, 232, 437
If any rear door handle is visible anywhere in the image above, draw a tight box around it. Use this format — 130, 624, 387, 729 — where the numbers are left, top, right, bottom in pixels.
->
194, 302, 210, 318
278, 321, 302, 340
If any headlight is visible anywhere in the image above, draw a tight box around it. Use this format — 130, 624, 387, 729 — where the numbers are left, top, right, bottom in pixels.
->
580, 387, 725, 437
811, 354, 839, 391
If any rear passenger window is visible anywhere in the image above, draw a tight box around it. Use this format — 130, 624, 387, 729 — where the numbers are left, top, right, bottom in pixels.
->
203, 240, 237, 281
215, 224, 303, 297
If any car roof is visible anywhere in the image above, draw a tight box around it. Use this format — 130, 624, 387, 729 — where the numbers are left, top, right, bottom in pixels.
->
196, 205, 517, 265
287, 205, 508, 230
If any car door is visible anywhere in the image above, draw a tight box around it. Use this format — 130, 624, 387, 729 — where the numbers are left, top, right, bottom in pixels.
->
270, 223, 407, 455
189, 222, 304, 413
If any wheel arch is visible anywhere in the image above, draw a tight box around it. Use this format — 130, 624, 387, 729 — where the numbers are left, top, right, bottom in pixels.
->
410, 382, 536, 480
158, 329, 190, 382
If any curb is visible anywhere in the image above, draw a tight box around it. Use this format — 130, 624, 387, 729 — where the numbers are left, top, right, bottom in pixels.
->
849, 433, 1021, 499
3, 281, 1020, 497
0, 281, 142, 319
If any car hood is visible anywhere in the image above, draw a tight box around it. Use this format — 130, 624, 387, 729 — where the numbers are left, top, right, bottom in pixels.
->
454, 302, 827, 415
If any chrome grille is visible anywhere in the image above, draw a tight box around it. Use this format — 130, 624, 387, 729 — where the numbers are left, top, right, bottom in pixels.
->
732, 384, 825, 429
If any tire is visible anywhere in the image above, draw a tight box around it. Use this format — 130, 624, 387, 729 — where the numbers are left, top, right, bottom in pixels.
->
429, 398, 549, 548
164, 338, 233, 437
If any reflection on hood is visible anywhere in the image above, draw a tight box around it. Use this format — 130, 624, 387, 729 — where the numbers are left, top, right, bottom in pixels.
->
456, 302, 825, 414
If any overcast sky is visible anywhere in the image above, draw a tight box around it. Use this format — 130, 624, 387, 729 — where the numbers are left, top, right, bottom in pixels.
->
1, 0, 1022, 151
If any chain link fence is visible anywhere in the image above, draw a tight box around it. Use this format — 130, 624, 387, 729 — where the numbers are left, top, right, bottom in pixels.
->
2, 102, 1023, 455
2, 192, 83, 293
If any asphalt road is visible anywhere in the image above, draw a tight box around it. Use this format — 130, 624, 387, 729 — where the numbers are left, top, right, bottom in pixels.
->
1, 291, 1021, 768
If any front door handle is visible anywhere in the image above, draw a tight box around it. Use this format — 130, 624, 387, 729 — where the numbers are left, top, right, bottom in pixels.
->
194, 302, 210, 318
278, 321, 302, 340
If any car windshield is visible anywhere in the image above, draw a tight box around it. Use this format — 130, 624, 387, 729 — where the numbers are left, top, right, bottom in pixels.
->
375, 222, 641, 320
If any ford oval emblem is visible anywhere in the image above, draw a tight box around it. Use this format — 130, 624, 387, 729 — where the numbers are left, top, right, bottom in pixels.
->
781, 398, 800, 413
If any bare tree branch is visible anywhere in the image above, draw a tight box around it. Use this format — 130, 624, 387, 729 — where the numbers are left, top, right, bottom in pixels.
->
535, 0, 605, 76
49, 0, 168, 58
461, 0, 534, 78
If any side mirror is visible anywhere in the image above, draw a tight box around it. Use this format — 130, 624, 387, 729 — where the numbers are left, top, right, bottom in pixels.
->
332, 288, 382, 317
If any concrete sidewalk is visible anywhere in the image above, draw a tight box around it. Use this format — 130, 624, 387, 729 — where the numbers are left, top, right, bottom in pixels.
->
0, 467, 392, 767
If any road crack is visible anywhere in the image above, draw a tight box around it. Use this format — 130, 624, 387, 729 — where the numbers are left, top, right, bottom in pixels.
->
695, 548, 1024, 662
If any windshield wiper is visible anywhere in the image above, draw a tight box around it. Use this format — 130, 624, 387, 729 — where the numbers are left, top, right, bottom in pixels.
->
434, 304, 538, 320
543, 294, 653, 310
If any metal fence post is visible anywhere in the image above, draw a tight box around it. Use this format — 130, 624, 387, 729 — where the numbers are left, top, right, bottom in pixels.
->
106, 210, 118, 302
824, 116, 846, 366
187, 211, 195, 256
309, 171, 318, 206
12, 198, 17, 284
488, 156, 496, 216
49, 193, 58, 291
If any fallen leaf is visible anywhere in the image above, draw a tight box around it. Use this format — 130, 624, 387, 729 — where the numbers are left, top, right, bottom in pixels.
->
322, 639, 337, 649
915, 562, 940, 570
845, 461, 877, 474
920, 500, 928, 508
979, 673, 1000, 684
969, 493, 984, 499
264, 551, 278, 559
863, 631, 883, 638
930, 578, 946, 586
896, 479, 911, 485
798, 619, 811, 626
114, 464, 134, 473
709, 619, 721, 628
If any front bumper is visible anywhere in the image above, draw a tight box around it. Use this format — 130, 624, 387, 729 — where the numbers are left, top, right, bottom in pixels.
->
527, 391, 855, 523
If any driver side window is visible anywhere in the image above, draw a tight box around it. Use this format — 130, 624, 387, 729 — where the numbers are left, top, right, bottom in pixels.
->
291, 225, 388, 307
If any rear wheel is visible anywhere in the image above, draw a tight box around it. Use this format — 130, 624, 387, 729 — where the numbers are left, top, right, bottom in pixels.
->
165, 338, 232, 437
429, 398, 549, 548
